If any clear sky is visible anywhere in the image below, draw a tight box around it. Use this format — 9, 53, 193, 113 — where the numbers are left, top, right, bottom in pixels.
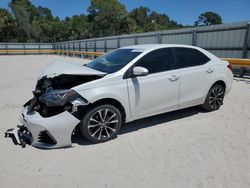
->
0, 0, 249, 25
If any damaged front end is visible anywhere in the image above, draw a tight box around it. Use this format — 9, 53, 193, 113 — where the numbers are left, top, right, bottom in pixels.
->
5, 73, 103, 149
31, 74, 97, 118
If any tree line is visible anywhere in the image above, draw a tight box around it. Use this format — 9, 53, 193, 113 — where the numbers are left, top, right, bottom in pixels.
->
0, 0, 222, 43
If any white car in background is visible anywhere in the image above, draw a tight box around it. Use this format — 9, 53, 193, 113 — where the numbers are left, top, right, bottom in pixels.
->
5, 44, 233, 149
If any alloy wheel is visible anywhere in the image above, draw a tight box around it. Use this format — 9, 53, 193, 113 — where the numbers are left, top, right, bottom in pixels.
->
87, 108, 119, 141
208, 86, 224, 110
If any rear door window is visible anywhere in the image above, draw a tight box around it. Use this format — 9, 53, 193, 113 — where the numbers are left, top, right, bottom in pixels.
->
172, 47, 210, 69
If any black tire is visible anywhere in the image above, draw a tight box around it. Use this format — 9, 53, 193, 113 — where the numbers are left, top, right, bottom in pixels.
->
80, 104, 122, 143
202, 84, 225, 111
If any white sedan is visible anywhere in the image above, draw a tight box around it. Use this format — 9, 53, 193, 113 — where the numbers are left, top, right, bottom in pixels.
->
5, 44, 233, 149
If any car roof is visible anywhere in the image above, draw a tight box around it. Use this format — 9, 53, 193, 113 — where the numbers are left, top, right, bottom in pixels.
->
120, 44, 200, 51
119, 44, 219, 61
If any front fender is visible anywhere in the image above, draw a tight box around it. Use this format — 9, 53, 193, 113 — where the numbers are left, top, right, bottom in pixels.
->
74, 83, 133, 122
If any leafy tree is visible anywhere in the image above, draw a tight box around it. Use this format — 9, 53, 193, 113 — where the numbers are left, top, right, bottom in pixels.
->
9, 0, 67, 42
148, 11, 171, 31
9, 0, 34, 42
119, 16, 136, 34
88, 0, 133, 37
195, 11, 222, 26
130, 6, 150, 32
129, 7, 182, 32
63, 14, 92, 40
0, 8, 16, 42
149, 11, 170, 26
35, 7, 61, 42
0, 0, 186, 42
35, 6, 54, 20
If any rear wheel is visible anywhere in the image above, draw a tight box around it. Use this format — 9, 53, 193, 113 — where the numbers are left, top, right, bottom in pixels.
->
202, 84, 225, 111
80, 104, 122, 143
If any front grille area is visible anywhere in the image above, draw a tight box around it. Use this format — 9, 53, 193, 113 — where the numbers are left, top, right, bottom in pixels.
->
38, 105, 66, 117
38, 131, 57, 145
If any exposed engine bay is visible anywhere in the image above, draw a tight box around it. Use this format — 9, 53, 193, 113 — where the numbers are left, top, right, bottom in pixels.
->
37, 74, 101, 91
28, 74, 102, 117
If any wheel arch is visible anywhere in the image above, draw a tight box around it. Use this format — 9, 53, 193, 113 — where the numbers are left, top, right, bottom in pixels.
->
202, 80, 226, 111
87, 98, 127, 123
202, 80, 227, 104
211, 80, 226, 90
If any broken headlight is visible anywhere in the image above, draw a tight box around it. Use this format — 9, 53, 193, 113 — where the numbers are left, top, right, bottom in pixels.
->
39, 89, 87, 107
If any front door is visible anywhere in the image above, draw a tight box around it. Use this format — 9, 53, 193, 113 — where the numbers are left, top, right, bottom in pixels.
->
126, 48, 180, 119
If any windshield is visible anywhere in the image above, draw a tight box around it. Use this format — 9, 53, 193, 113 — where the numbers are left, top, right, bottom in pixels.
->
85, 49, 142, 73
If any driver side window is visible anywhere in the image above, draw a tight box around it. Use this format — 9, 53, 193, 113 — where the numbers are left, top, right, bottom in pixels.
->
136, 48, 174, 74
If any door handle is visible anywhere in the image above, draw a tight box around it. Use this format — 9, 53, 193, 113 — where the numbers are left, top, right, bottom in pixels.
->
206, 68, 214, 73
168, 75, 179, 81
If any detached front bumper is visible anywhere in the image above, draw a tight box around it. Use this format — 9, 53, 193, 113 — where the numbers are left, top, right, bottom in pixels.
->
6, 106, 80, 149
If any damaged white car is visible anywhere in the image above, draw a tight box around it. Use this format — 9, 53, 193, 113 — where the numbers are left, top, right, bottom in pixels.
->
5, 44, 233, 149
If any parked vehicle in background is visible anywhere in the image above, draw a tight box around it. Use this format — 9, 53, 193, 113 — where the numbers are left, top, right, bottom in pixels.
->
5, 44, 233, 149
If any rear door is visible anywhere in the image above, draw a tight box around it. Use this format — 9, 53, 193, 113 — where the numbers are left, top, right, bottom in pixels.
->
172, 47, 214, 108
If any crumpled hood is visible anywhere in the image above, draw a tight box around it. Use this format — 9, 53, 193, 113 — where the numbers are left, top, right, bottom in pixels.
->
38, 61, 106, 79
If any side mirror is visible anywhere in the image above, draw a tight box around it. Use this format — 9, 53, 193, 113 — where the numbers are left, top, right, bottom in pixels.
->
133, 66, 149, 77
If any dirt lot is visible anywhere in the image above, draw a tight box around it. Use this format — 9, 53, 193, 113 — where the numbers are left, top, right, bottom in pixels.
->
0, 55, 250, 188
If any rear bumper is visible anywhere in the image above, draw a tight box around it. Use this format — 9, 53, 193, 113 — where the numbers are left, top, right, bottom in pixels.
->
17, 106, 80, 149
225, 73, 233, 96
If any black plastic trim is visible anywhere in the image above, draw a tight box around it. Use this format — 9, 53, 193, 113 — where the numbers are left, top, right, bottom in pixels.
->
38, 131, 57, 145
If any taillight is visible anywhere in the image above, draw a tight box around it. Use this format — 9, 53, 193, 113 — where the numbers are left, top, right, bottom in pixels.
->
227, 64, 233, 72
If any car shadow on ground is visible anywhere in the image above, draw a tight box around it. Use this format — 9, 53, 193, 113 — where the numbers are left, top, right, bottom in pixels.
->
72, 106, 207, 146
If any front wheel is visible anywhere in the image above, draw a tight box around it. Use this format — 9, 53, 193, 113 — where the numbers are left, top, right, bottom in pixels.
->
202, 84, 225, 111
80, 104, 122, 143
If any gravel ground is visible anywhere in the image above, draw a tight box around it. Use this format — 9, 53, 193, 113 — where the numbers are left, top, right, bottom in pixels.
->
0, 55, 250, 188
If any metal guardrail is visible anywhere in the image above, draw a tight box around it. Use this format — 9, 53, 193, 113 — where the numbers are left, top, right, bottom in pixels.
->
222, 58, 250, 77
0, 49, 104, 59
0, 49, 54, 54
222, 58, 250, 67
55, 50, 104, 57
